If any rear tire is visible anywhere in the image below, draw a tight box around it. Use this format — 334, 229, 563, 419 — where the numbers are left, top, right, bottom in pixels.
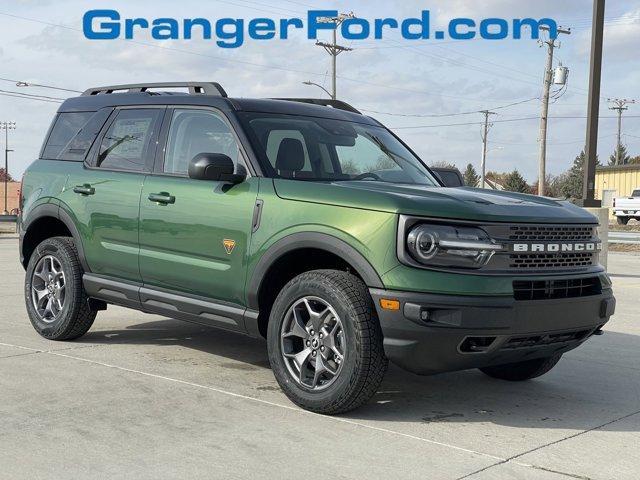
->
267, 270, 388, 414
24, 237, 96, 341
617, 216, 630, 225
479, 354, 562, 381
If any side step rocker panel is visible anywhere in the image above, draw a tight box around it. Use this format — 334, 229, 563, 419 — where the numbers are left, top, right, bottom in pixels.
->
83, 273, 260, 336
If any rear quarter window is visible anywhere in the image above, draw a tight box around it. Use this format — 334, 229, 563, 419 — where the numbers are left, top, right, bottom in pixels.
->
40, 111, 94, 160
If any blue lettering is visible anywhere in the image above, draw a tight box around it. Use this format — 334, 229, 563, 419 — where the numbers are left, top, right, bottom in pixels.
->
307, 10, 338, 39
83, 9, 120, 40
216, 18, 244, 48
279, 18, 304, 39
125, 18, 149, 39
249, 18, 276, 40
341, 17, 369, 40
480, 18, 508, 39
401, 10, 430, 40
374, 18, 398, 39
152, 18, 179, 40
449, 18, 475, 40
513, 18, 557, 39
184, 18, 212, 39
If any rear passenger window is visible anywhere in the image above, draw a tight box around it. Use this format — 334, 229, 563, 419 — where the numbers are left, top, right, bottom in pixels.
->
41, 112, 93, 159
59, 109, 112, 161
97, 109, 162, 172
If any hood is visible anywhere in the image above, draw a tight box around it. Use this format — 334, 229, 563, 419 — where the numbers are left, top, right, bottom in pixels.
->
273, 180, 597, 224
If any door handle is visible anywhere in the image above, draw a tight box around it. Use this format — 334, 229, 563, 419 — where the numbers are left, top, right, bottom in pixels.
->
148, 192, 175, 205
73, 184, 95, 196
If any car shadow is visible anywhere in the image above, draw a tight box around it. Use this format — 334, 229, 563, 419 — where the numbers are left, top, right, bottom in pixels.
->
79, 318, 640, 432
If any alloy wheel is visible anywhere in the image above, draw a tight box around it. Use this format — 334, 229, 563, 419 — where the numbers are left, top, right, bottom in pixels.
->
280, 296, 345, 390
31, 255, 67, 323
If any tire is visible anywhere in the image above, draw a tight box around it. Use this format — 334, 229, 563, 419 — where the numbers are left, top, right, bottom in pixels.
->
617, 216, 630, 225
24, 236, 96, 341
267, 270, 388, 414
479, 354, 562, 381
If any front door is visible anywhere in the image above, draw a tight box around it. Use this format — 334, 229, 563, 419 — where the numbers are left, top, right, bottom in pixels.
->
138, 107, 258, 313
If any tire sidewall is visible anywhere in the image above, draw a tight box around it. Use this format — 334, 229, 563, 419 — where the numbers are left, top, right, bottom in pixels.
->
24, 239, 79, 338
267, 273, 365, 408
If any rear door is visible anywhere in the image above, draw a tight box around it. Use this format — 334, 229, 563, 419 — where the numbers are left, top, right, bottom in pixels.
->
138, 107, 258, 316
63, 107, 164, 283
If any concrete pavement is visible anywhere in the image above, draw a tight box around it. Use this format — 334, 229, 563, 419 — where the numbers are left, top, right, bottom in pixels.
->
1, 236, 639, 479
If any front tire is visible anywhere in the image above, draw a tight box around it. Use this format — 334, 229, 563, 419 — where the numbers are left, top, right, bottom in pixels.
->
479, 354, 562, 381
24, 237, 96, 341
617, 216, 630, 225
267, 270, 388, 414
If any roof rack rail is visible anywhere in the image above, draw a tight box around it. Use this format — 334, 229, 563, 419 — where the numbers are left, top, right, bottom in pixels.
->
82, 82, 228, 97
273, 98, 362, 114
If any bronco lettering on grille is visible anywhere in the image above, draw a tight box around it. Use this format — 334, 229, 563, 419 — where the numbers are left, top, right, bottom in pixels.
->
512, 242, 602, 253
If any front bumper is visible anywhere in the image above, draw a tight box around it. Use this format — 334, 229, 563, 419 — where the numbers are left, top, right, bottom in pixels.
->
370, 287, 615, 375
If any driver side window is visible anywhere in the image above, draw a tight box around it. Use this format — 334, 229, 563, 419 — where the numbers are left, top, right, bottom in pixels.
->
164, 109, 240, 175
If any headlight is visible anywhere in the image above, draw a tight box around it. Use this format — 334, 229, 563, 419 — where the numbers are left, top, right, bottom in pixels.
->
406, 224, 503, 269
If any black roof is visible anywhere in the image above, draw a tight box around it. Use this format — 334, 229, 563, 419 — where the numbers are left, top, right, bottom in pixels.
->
59, 92, 378, 125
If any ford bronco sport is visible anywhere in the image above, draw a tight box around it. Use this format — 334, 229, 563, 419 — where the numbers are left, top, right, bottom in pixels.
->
19, 82, 615, 414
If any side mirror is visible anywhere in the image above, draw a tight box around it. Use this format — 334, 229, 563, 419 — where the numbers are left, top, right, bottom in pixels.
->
188, 153, 245, 184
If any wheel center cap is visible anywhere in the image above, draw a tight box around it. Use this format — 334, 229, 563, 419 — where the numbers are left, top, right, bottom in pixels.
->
311, 338, 319, 349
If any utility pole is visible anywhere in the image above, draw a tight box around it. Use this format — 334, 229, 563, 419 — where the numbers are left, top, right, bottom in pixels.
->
581, 0, 605, 207
537, 25, 571, 196
479, 110, 497, 189
0, 121, 16, 215
315, 12, 354, 100
608, 98, 636, 165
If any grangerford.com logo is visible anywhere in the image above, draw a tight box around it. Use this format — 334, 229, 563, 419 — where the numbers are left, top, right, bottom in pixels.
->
83, 9, 559, 49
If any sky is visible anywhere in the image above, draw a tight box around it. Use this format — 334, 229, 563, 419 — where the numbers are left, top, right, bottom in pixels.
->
0, 0, 639, 181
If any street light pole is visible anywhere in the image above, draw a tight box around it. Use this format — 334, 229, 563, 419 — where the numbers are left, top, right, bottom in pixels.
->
302, 81, 332, 98
0, 121, 16, 215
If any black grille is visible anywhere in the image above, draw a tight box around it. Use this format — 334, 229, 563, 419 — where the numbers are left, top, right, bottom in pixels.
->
500, 329, 592, 350
510, 252, 595, 270
508, 225, 595, 241
513, 277, 602, 301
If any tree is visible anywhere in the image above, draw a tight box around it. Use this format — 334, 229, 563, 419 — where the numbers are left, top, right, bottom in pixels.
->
502, 169, 530, 193
0, 168, 13, 182
557, 150, 600, 199
609, 144, 631, 165
629, 155, 640, 165
531, 174, 563, 198
463, 163, 479, 187
430, 161, 457, 169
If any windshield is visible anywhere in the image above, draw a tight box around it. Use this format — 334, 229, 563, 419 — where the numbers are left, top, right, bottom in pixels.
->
239, 113, 439, 185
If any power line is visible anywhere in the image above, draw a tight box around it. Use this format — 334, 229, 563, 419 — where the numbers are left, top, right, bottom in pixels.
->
0, 92, 63, 104
0, 88, 66, 101
0, 77, 81, 93
360, 97, 539, 118
390, 115, 640, 130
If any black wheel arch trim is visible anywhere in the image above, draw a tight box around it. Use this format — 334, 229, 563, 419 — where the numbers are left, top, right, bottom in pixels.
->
20, 202, 90, 272
246, 232, 384, 310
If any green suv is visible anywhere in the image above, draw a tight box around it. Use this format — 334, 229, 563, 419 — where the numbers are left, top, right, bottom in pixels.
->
19, 82, 615, 414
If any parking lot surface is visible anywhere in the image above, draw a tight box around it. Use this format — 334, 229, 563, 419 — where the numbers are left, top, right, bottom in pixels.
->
1, 236, 639, 480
